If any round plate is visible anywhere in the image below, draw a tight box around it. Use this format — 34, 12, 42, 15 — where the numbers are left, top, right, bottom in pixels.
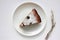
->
13, 2, 47, 36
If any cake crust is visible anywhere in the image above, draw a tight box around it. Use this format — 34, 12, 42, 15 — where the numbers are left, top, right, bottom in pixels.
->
32, 9, 41, 23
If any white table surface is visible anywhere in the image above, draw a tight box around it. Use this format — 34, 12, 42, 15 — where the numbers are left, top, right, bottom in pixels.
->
0, 0, 60, 40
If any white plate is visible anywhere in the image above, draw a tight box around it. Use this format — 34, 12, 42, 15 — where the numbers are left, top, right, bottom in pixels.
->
13, 2, 47, 36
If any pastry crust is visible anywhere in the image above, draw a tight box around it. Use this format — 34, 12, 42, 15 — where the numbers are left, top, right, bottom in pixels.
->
32, 9, 41, 23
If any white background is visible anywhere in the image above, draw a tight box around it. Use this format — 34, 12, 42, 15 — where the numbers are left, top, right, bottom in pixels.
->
0, 0, 60, 40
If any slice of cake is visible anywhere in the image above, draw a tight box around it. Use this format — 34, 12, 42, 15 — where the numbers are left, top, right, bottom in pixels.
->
20, 9, 41, 27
